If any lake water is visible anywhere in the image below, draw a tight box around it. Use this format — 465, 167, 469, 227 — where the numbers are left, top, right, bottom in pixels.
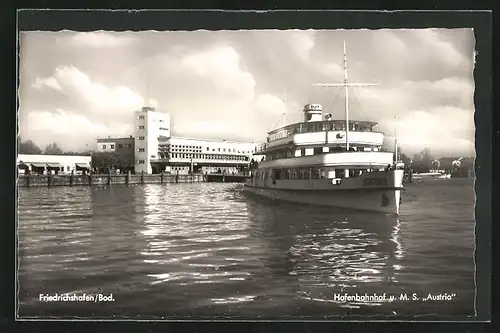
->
17, 179, 476, 320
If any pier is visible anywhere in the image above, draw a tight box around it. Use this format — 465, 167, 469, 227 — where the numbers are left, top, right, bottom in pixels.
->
17, 171, 252, 187
205, 174, 248, 183
17, 172, 205, 187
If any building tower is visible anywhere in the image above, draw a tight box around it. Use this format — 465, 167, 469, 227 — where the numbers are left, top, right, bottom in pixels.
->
134, 105, 171, 174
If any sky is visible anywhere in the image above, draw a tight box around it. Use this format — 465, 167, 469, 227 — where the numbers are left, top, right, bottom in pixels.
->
18, 28, 476, 157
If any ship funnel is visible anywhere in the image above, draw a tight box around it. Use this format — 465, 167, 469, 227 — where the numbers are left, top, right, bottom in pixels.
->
303, 104, 323, 122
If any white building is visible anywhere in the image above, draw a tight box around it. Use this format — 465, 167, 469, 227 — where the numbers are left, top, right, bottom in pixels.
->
134, 106, 171, 174
133, 105, 255, 174
17, 154, 91, 175
156, 137, 256, 175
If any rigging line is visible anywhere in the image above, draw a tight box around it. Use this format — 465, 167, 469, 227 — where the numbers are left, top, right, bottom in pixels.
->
351, 87, 367, 119
327, 88, 342, 117
269, 111, 285, 131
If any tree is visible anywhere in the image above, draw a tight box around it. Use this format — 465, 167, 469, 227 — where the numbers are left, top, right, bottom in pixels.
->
411, 148, 434, 173
397, 148, 411, 165
18, 139, 42, 154
91, 152, 134, 172
44, 142, 63, 155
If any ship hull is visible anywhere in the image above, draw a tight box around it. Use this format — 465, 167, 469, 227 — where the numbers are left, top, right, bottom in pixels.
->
243, 185, 402, 215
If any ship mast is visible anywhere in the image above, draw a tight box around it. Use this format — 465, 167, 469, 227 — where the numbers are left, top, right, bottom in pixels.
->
343, 41, 350, 151
394, 115, 398, 165
313, 40, 379, 152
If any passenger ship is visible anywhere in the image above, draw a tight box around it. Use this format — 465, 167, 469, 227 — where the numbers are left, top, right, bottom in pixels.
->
244, 42, 404, 215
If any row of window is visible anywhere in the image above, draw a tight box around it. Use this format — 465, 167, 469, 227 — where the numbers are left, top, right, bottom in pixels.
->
256, 167, 368, 181
169, 153, 249, 161
138, 125, 169, 130
268, 121, 375, 142
266, 145, 382, 161
160, 144, 254, 154
137, 115, 165, 122
101, 143, 133, 150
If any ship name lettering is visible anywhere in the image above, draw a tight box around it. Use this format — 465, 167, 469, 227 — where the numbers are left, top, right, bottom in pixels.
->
363, 178, 388, 187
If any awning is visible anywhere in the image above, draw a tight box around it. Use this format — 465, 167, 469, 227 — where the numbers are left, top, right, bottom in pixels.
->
46, 163, 62, 168
31, 163, 46, 168
75, 163, 90, 169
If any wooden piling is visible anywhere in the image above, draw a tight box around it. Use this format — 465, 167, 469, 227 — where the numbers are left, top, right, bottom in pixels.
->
69, 170, 74, 186
47, 174, 52, 187
141, 171, 144, 184
161, 172, 164, 185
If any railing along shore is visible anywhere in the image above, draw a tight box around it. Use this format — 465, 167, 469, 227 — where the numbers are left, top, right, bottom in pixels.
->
17, 172, 205, 187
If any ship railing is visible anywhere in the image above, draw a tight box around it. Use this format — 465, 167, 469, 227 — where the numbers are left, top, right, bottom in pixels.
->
266, 120, 379, 143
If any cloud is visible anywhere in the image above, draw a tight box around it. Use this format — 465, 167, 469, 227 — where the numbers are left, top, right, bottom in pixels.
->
181, 46, 256, 100
20, 109, 133, 151
32, 66, 148, 111
71, 31, 135, 48
323, 63, 344, 79
380, 106, 474, 157
412, 29, 468, 69
287, 30, 316, 61
19, 29, 475, 158
32, 77, 61, 91
255, 94, 286, 116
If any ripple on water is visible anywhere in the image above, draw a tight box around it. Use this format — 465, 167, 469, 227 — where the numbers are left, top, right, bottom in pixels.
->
17, 181, 476, 317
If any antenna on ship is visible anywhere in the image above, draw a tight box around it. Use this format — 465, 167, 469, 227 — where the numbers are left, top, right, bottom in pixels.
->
313, 40, 379, 152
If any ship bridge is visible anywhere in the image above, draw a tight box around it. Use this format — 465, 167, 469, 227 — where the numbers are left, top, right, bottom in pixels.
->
257, 118, 383, 155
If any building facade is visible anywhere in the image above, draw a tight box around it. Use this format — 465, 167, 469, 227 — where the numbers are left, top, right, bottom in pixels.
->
96, 136, 135, 154
132, 106, 255, 174
154, 137, 256, 175
17, 154, 91, 175
94, 136, 135, 173
134, 106, 171, 174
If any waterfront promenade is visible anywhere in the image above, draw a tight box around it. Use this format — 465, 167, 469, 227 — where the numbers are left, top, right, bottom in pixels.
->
17, 172, 249, 187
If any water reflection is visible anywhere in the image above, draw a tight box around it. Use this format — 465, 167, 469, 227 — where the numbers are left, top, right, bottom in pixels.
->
84, 186, 145, 293
244, 194, 405, 309
138, 183, 266, 309
389, 219, 405, 281
17, 187, 94, 304
17, 180, 473, 318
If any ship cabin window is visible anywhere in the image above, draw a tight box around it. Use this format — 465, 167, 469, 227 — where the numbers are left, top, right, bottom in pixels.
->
313, 147, 323, 155
271, 169, 282, 180
311, 168, 322, 179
